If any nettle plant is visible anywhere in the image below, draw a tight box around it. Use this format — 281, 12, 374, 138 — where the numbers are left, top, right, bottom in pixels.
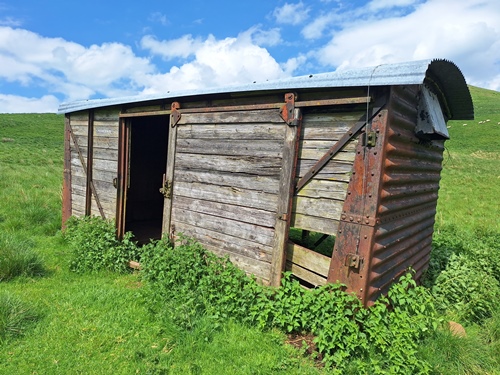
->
63, 217, 439, 373
140, 235, 439, 374
63, 216, 139, 273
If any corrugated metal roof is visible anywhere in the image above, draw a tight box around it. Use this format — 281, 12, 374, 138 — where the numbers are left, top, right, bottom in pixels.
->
57, 58, 473, 120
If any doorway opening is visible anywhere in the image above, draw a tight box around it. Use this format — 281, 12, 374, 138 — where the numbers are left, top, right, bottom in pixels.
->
124, 115, 169, 243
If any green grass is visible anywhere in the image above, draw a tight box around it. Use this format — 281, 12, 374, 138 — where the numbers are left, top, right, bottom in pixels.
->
436, 86, 500, 232
0, 85, 499, 374
0, 114, 323, 374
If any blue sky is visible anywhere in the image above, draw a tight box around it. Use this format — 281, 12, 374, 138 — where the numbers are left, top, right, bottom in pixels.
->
0, 0, 499, 113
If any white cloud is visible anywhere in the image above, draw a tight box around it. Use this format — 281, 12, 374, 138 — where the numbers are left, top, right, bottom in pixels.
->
273, 2, 310, 25
246, 26, 282, 47
139, 32, 288, 94
301, 13, 337, 39
0, 16, 22, 27
0, 94, 59, 113
367, 0, 421, 12
314, 0, 500, 90
0, 26, 154, 101
0, 25, 292, 112
148, 12, 169, 26
281, 54, 308, 75
141, 34, 203, 60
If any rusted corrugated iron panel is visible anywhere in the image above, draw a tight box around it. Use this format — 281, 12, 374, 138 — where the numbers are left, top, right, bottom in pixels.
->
364, 85, 446, 303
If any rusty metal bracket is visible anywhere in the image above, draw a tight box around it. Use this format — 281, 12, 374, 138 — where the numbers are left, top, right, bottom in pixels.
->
295, 101, 387, 193
365, 131, 378, 147
159, 174, 172, 199
280, 93, 301, 126
345, 253, 364, 269
340, 213, 377, 226
171, 102, 181, 127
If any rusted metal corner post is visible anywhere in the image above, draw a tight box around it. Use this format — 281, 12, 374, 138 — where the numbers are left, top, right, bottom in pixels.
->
328, 99, 389, 305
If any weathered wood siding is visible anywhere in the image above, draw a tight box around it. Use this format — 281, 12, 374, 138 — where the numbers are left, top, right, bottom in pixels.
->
69, 111, 89, 217
170, 109, 286, 283
291, 109, 361, 235
69, 108, 119, 219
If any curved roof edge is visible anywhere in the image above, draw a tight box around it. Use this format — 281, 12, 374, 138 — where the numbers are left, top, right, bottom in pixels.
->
58, 58, 473, 120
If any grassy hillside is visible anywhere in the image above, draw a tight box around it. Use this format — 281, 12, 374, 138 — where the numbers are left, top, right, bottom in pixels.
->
0, 86, 499, 374
436, 86, 500, 232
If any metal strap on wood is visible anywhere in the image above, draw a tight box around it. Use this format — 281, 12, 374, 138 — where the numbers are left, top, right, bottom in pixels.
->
119, 97, 370, 118
295, 100, 387, 193
68, 122, 106, 219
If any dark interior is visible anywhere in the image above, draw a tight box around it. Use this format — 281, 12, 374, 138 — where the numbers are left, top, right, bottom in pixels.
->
125, 115, 169, 243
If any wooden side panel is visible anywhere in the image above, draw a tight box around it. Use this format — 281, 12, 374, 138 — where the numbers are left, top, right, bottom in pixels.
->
69, 111, 88, 218
291, 110, 361, 235
68, 108, 120, 220
91, 108, 120, 219
170, 109, 285, 283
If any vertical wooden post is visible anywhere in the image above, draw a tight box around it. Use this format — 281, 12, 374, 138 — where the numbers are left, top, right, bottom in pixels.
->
85, 110, 95, 216
62, 115, 72, 228
270, 93, 303, 287
161, 102, 180, 241
116, 118, 130, 239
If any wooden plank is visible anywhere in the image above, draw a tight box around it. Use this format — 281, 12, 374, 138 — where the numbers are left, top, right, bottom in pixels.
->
296, 179, 348, 200
301, 139, 357, 150
91, 125, 119, 137
176, 138, 283, 158
210, 245, 271, 284
71, 136, 118, 149
174, 170, 280, 194
72, 162, 116, 182
76, 147, 118, 161
302, 112, 364, 125
299, 149, 355, 162
72, 207, 85, 218
285, 260, 327, 287
173, 196, 276, 228
69, 123, 88, 135
286, 242, 331, 278
172, 207, 275, 247
175, 153, 282, 176
93, 159, 118, 173
91, 199, 115, 217
94, 107, 120, 121
71, 124, 118, 137
178, 109, 283, 125
70, 112, 89, 122
293, 196, 344, 218
177, 123, 285, 140
72, 177, 116, 200
173, 221, 273, 262
291, 213, 340, 236
296, 159, 353, 180
174, 181, 278, 212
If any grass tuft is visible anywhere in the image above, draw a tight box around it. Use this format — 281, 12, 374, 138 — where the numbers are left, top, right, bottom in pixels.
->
0, 292, 40, 343
0, 233, 44, 281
